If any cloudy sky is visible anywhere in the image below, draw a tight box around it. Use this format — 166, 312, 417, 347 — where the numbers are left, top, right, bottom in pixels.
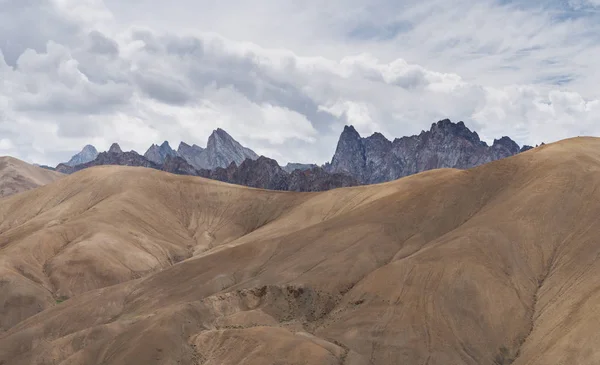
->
1, 0, 600, 165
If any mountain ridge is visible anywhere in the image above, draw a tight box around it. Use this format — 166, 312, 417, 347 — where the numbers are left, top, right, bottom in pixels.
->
327, 119, 534, 183
55, 119, 538, 191
2, 137, 600, 364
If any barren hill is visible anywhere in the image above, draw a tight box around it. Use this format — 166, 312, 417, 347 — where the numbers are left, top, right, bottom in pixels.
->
2, 138, 600, 364
0, 156, 63, 198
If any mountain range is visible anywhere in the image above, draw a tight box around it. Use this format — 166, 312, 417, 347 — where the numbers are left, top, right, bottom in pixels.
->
326, 119, 534, 184
3, 137, 600, 364
51, 119, 537, 191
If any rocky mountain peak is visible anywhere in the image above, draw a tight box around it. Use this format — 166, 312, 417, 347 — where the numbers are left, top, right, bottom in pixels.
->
177, 142, 205, 169
367, 132, 389, 141
341, 125, 361, 139
200, 129, 259, 169
492, 136, 520, 154
520, 145, 534, 152
82, 145, 97, 153
365, 132, 392, 150
144, 141, 178, 165
108, 143, 123, 154
207, 128, 236, 147
330, 125, 367, 180
64, 144, 99, 167
429, 119, 481, 144
328, 119, 533, 184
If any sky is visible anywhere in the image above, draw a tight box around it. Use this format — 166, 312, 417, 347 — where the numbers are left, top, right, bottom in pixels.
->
1, 0, 600, 165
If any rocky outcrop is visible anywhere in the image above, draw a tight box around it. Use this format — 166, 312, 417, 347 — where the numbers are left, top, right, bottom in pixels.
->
195, 128, 259, 169
328, 119, 532, 184
288, 166, 359, 192
200, 157, 290, 190
200, 157, 359, 191
162, 155, 199, 176
177, 142, 205, 168
63, 145, 98, 167
144, 141, 178, 165
56, 146, 159, 174
56, 146, 356, 192
108, 143, 123, 154
520, 145, 534, 152
282, 163, 318, 173
61, 129, 259, 173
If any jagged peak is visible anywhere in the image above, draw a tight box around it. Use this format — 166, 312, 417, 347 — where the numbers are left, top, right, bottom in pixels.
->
208, 128, 238, 147
366, 131, 391, 143
255, 155, 279, 164
492, 136, 520, 153
493, 136, 518, 146
108, 143, 123, 154
212, 128, 233, 139
430, 119, 468, 131
177, 141, 204, 153
342, 125, 359, 134
428, 119, 482, 144
520, 145, 534, 153
338, 125, 363, 143
81, 145, 98, 153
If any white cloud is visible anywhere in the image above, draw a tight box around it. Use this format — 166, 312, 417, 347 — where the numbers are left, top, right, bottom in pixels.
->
319, 101, 381, 137
1, 0, 600, 166
0, 138, 14, 151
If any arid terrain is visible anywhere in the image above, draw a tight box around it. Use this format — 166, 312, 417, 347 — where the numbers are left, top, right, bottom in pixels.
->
2, 137, 600, 364
0, 157, 63, 198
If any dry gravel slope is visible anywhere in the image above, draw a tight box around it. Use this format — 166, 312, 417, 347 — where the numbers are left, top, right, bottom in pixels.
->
0, 156, 63, 198
1, 138, 600, 364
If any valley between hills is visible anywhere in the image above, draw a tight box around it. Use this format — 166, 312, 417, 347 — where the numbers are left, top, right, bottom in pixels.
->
1, 136, 600, 364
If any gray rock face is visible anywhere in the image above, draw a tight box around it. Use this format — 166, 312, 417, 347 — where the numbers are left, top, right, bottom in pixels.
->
282, 163, 319, 173
520, 145, 534, 152
172, 130, 258, 170
108, 143, 123, 154
328, 119, 528, 184
177, 142, 205, 168
64, 145, 99, 167
195, 128, 259, 169
199, 156, 359, 192
56, 145, 159, 174
56, 143, 355, 192
329, 126, 367, 181
144, 141, 178, 164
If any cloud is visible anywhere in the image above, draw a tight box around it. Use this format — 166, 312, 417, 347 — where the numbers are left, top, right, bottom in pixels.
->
0, 138, 14, 151
1, 0, 600, 166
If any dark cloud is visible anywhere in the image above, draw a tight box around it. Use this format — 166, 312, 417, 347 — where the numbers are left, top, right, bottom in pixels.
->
88, 30, 119, 55
134, 72, 192, 105
0, 0, 80, 66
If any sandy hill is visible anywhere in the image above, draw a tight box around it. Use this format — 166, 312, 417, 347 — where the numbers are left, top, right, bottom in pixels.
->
2, 138, 600, 364
0, 156, 63, 198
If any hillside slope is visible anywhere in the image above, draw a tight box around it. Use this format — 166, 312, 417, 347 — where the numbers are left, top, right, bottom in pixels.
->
2, 138, 600, 365
0, 156, 64, 198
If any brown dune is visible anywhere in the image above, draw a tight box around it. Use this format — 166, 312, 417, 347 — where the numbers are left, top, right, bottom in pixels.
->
0, 157, 63, 198
2, 138, 600, 364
